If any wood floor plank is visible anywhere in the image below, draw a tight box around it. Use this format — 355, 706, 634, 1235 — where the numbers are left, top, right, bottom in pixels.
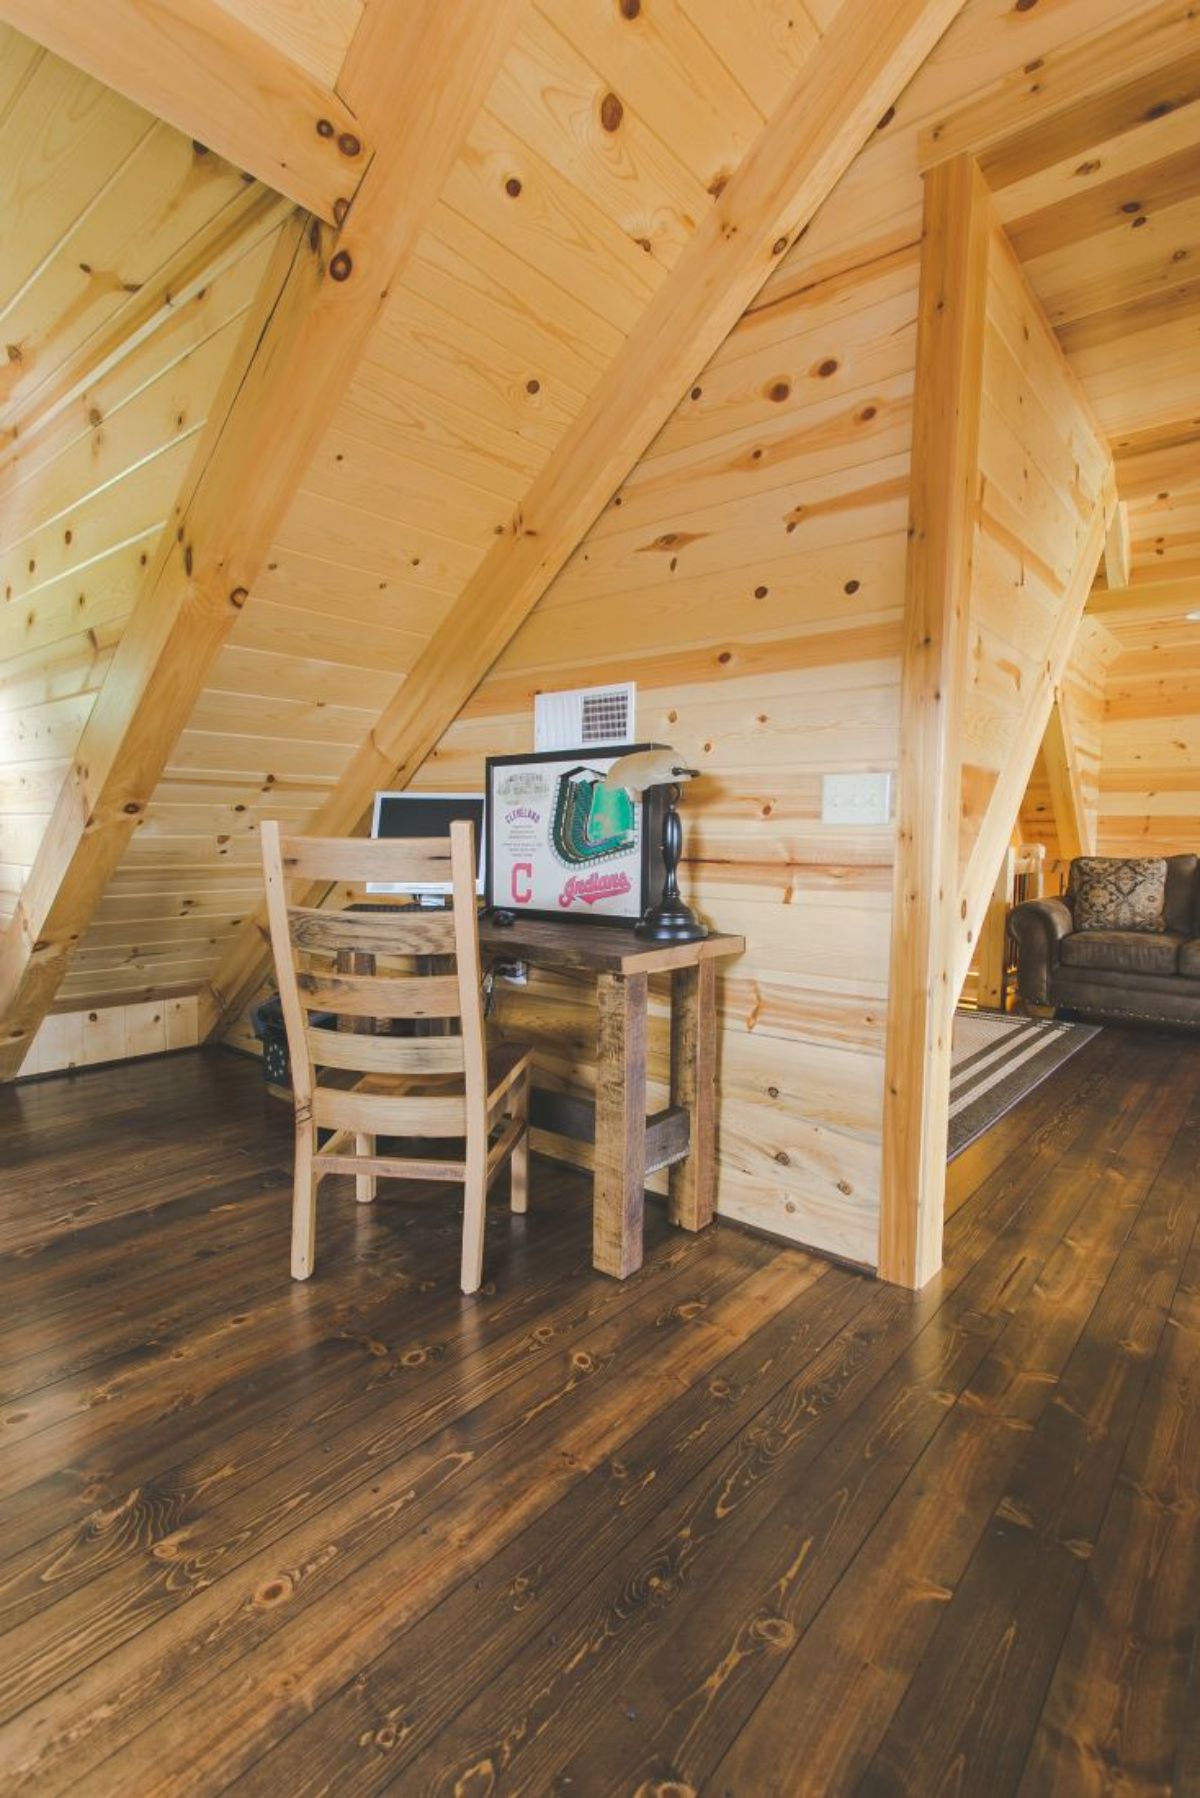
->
1, 1248, 793, 1786
387, 1041, 1181, 1796
855, 1062, 1200, 1797
0, 1033, 1196, 1795
707, 1054, 1195, 1796
1016, 1202, 1200, 1796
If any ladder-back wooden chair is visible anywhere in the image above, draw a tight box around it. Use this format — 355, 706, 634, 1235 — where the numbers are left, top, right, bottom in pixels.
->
260, 819, 531, 1293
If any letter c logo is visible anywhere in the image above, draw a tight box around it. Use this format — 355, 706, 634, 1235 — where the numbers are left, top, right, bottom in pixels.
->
512, 862, 532, 904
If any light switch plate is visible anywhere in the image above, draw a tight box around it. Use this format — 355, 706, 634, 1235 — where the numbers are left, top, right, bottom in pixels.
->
821, 771, 893, 825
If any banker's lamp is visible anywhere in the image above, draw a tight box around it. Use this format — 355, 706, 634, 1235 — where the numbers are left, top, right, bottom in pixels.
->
602, 746, 707, 943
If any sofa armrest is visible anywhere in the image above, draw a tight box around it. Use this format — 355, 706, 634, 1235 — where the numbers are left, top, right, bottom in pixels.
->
1009, 897, 1074, 1005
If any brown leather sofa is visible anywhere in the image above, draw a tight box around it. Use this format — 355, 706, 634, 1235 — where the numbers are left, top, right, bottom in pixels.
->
1009, 853, 1200, 1029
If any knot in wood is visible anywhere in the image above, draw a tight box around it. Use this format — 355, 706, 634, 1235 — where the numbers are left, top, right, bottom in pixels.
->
600, 92, 623, 132
329, 251, 353, 282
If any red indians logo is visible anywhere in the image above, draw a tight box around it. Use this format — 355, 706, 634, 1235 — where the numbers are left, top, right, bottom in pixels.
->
559, 871, 632, 909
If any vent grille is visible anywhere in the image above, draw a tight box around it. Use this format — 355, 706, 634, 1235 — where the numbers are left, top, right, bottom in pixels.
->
534, 682, 635, 751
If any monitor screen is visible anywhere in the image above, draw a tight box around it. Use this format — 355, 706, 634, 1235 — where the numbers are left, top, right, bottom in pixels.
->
369, 791, 486, 894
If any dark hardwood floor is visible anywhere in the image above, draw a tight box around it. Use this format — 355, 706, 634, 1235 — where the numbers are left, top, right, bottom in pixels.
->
0, 1029, 1197, 1796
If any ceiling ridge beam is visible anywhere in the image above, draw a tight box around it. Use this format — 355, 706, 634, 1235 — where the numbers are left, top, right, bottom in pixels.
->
0, 0, 526, 1081
204, 0, 972, 1037
0, 0, 368, 223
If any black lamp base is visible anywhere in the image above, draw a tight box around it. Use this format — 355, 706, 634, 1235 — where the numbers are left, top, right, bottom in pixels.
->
636, 779, 709, 942
635, 898, 708, 943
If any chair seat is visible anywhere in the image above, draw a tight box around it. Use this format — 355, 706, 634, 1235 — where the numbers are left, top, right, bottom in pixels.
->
353, 1040, 533, 1108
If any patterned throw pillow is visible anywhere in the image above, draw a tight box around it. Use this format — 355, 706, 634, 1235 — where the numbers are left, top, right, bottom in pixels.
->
1072, 856, 1168, 934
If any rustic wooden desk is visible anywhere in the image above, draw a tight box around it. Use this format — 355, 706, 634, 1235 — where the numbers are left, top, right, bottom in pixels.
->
479, 917, 743, 1279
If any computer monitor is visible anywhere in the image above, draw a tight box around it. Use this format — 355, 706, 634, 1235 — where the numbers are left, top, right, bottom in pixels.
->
369, 791, 486, 895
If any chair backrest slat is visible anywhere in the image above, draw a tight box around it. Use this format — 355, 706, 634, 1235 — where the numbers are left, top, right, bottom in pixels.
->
296, 970, 461, 1018
306, 1028, 465, 1076
279, 835, 453, 884
313, 1085, 468, 1136
289, 906, 456, 957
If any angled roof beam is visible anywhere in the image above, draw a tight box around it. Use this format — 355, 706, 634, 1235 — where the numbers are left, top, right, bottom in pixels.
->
0, 0, 367, 222
1104, 501, 1132, 592
0, 0, 524, 1081
204, 0, 971, 1036
1042, 691, 1095, 864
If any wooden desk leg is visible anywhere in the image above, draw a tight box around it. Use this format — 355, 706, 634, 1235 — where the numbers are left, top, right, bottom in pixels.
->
593, 970, 647, 1278
669, 958, 717, 1231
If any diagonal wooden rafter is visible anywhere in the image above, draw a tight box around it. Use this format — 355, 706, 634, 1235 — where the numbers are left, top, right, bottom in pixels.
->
203, 0, 972, 1039
0, 0, 368, 223
1103, 500, 1132, 592
950, 501, 1109, 1003
0, 0, 525, 1081
1042, 689, 1095, 865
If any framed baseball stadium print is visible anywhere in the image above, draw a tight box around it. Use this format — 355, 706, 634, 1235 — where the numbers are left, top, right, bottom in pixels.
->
486, 746, 666, 924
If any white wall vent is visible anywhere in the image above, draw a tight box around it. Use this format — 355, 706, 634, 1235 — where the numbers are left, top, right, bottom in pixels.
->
534, 682, 635, 751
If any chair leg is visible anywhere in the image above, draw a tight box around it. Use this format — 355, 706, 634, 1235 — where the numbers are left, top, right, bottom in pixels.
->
291, 1113, 319, 1280
355, 1132, 376, 1204
510, 1073, 529, 1216
460, 1135, 488, 1295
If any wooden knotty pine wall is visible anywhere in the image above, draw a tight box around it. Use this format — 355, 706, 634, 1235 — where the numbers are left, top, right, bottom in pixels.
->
1097, 612, 1200, 859
20, 992, 200, 1077
415, 240, 910, 1267
413, 55, 1120, 1268
0, 38, 285, 1070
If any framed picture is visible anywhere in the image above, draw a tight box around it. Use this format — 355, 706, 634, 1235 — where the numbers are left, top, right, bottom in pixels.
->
486, 745, 666, 924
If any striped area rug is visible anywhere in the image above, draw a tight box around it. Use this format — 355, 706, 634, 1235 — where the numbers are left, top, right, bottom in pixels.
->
949, 1010, 1101, 1159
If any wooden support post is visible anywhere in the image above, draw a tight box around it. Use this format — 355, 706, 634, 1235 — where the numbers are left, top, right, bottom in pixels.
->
669, 960, 717, 1231
879, 154, 992, 1290
593, 972, 648, 1279
977, 847, 1015, 1013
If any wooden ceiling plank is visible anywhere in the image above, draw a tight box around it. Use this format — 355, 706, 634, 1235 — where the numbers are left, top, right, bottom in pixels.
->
993, 94, 1200, 229
1005, 140, 1200, 263
204, 0, 972, 1038
1023, 192, 1200, 329
1119, 446, 1200, 506
919, 4, 1200, 175
0, 0, 368, 223
0, 183, 290, 461
0, 0, 525, 1080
